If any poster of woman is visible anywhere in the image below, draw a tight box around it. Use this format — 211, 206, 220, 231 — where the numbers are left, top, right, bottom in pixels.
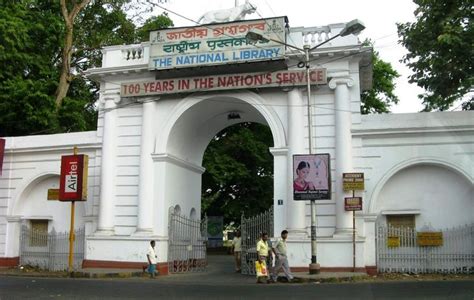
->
293, 154, 331, 200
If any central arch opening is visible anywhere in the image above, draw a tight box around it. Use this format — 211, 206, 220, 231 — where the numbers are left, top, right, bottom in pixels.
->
163, 93, 282, 274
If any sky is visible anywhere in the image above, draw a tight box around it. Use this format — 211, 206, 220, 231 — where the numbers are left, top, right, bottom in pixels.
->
152, 0, 426, 113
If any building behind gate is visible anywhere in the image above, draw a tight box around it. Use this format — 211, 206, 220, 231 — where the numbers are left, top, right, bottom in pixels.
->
0, 16, 473, 273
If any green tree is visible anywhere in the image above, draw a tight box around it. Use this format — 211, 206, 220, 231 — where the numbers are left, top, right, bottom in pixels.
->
0, 1, 61, 136
135, 13, 174, 42
397, 0, 473, 111
0, 1, 174, 136
361, 40, 400, 114
201, 123, 274, 224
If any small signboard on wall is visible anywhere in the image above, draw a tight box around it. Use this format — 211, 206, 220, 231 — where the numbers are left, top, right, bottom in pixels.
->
417, 232, 443, 246
47, 189, 59, 201
387, 236, 400, 247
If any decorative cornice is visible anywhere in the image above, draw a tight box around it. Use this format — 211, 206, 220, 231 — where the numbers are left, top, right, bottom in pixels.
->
152, 153, 206, 174
6, 216, 22, 222
269, 147, 289, 156
328, 77, 354, 90
100, 90, 121, 105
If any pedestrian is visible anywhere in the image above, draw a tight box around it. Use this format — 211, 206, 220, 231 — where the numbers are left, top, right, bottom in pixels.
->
271, 230, 294, 283
232, 230, 242, 272
146, 240, 157, 278
256, 232, 271, 283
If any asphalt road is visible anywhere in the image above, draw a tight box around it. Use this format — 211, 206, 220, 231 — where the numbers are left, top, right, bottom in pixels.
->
1, 276, 473, 300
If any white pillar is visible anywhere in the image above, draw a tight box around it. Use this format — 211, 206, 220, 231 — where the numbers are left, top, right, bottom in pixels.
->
135, 100, 156, 235
270, 147, 288, 236
287, 88, 307, 234
5, 216, 21, 257
329, 77, 354, 235
96, 92, 119, 235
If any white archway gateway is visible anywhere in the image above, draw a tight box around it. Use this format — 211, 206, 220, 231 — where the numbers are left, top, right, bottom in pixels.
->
153, 90, 286, 226
1, 17, 473, 274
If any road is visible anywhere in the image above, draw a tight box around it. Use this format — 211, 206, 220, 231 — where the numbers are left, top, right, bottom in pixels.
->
1, 276, 474, 299
1, 254, 473, 299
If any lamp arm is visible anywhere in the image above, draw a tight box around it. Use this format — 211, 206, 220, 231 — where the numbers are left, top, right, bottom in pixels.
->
263, 37, 304, 53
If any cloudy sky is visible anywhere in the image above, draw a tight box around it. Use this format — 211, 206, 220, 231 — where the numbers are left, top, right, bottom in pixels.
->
152, 0, 426, 113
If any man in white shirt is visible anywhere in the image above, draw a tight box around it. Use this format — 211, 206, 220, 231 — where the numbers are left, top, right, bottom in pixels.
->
147, 240, 157, 278
232, 230, 242, 272
271, 230, 294, 282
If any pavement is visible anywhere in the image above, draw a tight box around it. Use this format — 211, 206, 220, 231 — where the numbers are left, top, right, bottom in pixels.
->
0, 254, 368, 283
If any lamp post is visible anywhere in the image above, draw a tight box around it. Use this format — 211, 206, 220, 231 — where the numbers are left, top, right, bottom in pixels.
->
246, 19, 365, 274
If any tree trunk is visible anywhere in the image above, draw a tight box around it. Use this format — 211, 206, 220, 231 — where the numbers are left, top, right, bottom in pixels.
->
56, 0, 91, 108
55, 22, 74, 107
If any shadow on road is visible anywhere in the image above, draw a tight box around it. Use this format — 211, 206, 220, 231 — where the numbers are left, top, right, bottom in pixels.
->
159, 253, 256, 285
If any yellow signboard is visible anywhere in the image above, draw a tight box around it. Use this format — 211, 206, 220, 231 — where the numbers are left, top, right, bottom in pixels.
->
343, 173, 365, 191
47, 188, 59, 200
387, 236, 400, 247
417, 232, 443, 246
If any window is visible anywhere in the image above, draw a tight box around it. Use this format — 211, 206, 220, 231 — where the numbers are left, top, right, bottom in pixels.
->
387, 215, 415, 229
386, 215, 416, 247
29, 220, 48, 247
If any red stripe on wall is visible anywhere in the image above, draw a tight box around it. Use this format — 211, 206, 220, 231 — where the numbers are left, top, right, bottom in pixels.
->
0, 138, 5, 176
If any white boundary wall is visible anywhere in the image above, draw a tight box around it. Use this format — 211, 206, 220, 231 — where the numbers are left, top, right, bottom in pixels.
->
0, 21, 472, 271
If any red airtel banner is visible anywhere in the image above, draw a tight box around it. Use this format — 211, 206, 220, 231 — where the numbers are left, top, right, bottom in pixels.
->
59, 155, 88, 201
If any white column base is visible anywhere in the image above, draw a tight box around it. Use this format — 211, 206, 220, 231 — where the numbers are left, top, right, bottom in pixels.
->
333, 228, 354, 238
132, 228, 154, 236
94, 228, 115, 236
287, 229, 308, 240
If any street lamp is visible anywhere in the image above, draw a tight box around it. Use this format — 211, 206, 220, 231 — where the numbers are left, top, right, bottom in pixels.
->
246, 19, 365, 274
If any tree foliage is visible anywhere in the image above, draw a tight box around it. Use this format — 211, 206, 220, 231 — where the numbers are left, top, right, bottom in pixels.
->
397, 0, 473, 111
0, 0, 173, 137
0, 1, 61, 136
201, 123, 274, 224
361, 40, 400, 114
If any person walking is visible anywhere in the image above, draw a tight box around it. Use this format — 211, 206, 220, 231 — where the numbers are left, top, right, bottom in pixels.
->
146, 240, 158, 278
232, 230, 242, 272
271, 230, 294, 283
256, 232, 271, 283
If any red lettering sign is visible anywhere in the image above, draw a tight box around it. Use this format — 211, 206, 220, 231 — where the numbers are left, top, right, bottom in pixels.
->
59, 155, 88, 201
344, 197, 362, 211
121, 69, 327, 97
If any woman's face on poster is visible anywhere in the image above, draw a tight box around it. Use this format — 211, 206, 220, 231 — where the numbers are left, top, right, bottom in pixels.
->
297, 166, 309, 179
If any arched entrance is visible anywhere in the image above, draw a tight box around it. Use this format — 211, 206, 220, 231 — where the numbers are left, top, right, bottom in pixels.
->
9, 174, 86, 270
373, 161, 473, 273
156, 91, 285, 273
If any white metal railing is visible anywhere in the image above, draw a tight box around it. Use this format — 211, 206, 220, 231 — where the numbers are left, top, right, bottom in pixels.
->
240, 206, 274, 275
19, 226, 85, 271
376, 224, 474, 274
168, 212, 208, 273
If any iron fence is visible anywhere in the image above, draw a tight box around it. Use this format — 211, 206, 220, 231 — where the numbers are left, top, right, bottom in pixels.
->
376, 223, 473, 274
240, 206, 273, 275
168, 212, 208, 273
19, 225, 85, 271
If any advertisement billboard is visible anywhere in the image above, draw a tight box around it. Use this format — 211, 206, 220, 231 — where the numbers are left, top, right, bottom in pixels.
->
293, 154, 331, 200
59, 155, 88, 201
